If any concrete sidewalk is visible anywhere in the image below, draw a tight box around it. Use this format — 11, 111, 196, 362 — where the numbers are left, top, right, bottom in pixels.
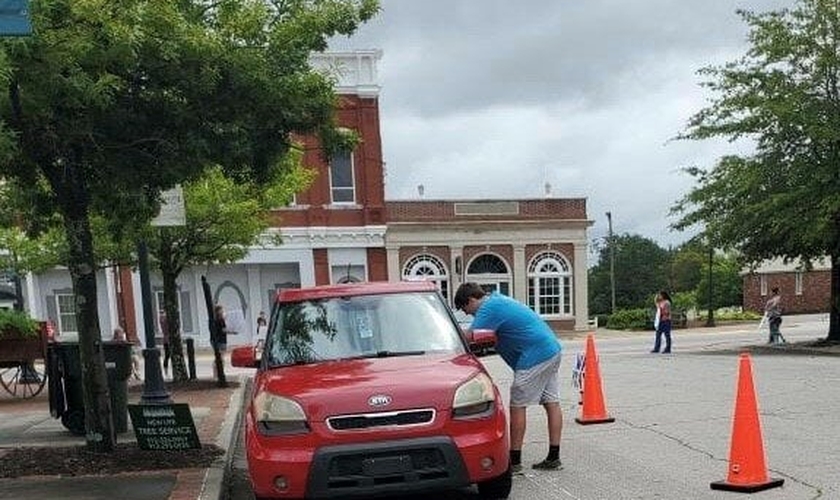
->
0, 353, 248, 500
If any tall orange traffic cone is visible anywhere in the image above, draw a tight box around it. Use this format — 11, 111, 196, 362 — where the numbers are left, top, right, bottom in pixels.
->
575, 334, 614, 425
710, 353, 784, 492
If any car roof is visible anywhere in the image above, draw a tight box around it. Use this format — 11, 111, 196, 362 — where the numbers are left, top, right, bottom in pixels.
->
276, 280, 439, 303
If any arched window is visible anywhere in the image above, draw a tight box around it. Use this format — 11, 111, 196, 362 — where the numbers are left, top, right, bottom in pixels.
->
402, 254, 450, 300
527, 251, 572, 316
466, 253, 511, 296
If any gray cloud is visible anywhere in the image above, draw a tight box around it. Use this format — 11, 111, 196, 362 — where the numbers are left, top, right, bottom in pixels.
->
330, 0, 794, 248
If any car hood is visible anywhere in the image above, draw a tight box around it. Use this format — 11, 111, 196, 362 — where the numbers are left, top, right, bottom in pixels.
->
255, 353, 486, 421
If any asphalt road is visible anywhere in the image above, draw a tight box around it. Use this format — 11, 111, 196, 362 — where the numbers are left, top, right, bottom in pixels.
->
226, 315, 839, 499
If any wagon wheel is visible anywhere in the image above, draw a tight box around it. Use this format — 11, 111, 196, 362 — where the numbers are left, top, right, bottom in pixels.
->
0, 360, 47, 398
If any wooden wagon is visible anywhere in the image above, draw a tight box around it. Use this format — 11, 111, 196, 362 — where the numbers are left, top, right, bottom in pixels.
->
0, 322, 49, 398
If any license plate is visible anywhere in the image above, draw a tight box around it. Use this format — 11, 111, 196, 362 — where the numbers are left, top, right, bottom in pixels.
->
362, 455, 412, 476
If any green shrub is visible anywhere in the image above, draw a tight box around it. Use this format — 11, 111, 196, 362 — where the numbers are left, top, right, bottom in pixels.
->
606, 308, 651, 330
698, 310, 762, 321
0, 309, 40, 339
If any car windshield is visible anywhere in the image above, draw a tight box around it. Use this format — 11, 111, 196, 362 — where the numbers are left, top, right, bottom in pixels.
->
265, 291, 465, 367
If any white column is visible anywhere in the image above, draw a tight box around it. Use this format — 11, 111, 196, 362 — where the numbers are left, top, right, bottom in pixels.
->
299, 251, 316, 287
247, 265, 262, 341
513, 244, 527, 303
386, 246, 400, 282
24, 272, 39, 318
450, 247, 464, 296
574, 242, 589, 331
105, 265, 119, 335
131, 269, 147, 348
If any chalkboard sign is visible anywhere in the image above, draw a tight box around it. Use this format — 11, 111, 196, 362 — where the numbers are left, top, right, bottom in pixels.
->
128, 403, 201, 451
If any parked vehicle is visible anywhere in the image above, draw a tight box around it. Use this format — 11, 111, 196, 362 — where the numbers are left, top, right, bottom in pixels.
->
231, 281, 511, 499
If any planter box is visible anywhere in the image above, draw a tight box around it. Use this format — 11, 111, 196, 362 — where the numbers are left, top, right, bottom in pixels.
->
0, 330, 47, 364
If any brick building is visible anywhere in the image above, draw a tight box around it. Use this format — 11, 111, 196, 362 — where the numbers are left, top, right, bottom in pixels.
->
742, 258, 831, 314
21, 50, 592, 346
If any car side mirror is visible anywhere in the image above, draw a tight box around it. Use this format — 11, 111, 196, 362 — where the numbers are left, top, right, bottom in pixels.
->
466, 328, 496, 354
231, 345, 260, 368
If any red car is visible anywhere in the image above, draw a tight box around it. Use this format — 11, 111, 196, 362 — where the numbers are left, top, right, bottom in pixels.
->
231, 281, 511, 499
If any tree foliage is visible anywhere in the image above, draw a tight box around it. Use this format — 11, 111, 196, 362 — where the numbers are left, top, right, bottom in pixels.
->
0, 0, 379, 451
588, 234, 670, 314
589, 235, 743, 316
672, 0, 840, 342
152, 158, 314, 383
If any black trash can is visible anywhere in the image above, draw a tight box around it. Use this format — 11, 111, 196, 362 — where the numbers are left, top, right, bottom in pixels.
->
47, 342, 85, 436
47, 341, 134, 435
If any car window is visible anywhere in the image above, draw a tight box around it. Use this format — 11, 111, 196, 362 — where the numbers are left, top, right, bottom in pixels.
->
265, 292, 464, 366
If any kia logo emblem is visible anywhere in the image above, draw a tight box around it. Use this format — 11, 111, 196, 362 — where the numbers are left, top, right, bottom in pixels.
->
368, 395, 392, 407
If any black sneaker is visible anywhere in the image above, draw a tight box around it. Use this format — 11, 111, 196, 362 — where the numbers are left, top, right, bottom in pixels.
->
532, 458, 562, 470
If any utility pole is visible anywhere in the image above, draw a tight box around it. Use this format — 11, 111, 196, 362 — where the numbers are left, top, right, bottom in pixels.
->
606, 211, 616, 314
705, 244, 715, 327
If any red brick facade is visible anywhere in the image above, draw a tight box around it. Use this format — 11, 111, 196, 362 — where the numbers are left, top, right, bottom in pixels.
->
387, 199, 588, 223
742, 270, 831, 314
366, 248, 388, 281
269, 94, 385, 229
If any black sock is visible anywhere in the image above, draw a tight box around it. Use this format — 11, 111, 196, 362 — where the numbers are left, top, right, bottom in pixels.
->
510, 449, 521, 466
547, 445, 560, 461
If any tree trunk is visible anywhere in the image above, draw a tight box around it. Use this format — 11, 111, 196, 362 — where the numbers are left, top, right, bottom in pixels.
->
201, 276, 226, 387
828, 252, 840, 343
160, 242, 188, 382
60, 183, 115, 452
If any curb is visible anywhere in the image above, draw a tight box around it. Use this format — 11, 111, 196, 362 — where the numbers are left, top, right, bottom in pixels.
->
198, 375, 249, 500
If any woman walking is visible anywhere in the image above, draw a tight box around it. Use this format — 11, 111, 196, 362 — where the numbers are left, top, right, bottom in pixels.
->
650, 291, 672, 354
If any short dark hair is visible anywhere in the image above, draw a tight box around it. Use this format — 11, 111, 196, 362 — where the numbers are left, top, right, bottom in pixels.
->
454, 282, 486, 310
771, 287, 780, 294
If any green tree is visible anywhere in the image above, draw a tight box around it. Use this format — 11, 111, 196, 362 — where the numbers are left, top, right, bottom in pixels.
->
695, 252, 743, 311
152, 160, 313, 384
673, 0, 840, 342
588, 234, 670, 314
668, 242, 705, 293
0, 0, 379, 451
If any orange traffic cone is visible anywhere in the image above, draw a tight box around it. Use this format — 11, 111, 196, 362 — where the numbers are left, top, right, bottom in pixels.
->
575, 334, 614, 425
710, 353, 784, 492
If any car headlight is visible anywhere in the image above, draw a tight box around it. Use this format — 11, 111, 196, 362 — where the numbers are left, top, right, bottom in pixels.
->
253, 392, 309, 434
452, 373, 496, 418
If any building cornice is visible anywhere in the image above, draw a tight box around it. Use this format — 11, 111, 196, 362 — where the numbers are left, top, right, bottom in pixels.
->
310, 50, 382, 97
262, 226, 387, 250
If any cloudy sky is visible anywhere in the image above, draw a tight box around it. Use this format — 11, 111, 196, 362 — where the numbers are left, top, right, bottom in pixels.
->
329, 0, 792, 252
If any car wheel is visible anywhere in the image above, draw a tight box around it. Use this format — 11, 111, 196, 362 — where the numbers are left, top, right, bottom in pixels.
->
477, 467, 512, 499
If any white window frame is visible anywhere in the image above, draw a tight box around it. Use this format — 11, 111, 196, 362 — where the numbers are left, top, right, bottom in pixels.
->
56, 293, 78, 335
527, 251, 573, 318
795, 272, 803, 296
329, 149, 356, 204
465, 253, 511, 299
760, 275, 768, 296
402, 254, 450, 301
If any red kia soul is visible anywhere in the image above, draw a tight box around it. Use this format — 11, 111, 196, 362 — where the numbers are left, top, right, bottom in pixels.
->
230, 281, 511, 499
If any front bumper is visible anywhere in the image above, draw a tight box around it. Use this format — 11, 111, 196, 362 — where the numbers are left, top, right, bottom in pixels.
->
245, 407, 508, 499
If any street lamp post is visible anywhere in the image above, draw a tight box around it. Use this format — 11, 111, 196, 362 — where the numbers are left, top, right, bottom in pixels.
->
606, 211, 616, 314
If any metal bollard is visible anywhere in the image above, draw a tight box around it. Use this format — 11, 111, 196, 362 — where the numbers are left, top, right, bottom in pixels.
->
185, 337, 197, 380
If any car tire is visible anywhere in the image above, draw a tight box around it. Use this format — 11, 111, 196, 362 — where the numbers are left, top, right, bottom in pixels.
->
477, 467, 513, 499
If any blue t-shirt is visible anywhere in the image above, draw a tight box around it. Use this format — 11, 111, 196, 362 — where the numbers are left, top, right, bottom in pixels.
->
470, 293, 562, 370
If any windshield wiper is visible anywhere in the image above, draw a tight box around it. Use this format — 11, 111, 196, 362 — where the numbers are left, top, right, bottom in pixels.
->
372, 350, 426, 358
337, 350, 426, 361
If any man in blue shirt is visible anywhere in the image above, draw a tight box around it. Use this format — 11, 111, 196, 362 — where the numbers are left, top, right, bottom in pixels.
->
454, 282, 564, 473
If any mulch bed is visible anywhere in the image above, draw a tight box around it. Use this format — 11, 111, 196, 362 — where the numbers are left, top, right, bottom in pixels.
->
0, 378, 238, 479
0, 443, 224, 478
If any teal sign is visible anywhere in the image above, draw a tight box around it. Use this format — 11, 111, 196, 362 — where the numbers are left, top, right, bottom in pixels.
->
0, 0, 31, 36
